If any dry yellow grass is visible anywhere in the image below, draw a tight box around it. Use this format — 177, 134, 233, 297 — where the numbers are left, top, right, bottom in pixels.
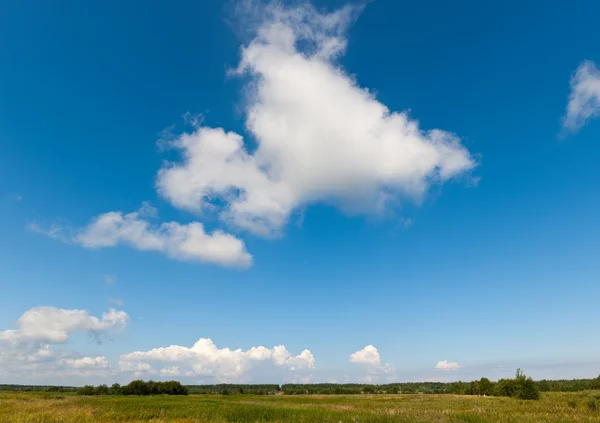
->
1, 391, 599, 422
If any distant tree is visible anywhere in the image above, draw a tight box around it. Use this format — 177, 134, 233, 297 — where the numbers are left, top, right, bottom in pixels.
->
110, 383, 122, 395
77, 385, 96, 396
362, 385, 375, 394
122, 380, 150, 396
94, 384, 110, 395
514, 369, 540, 400
479, 378, 494, 396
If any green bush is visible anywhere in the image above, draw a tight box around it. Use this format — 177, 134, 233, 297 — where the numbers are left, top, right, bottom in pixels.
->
494, 369, 540, 400
587, 397, 598, 411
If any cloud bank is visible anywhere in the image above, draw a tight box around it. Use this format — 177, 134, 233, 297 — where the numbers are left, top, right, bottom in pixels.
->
0, 307, 129, 384
563, 60, 600, 132
0, 306, 316, 384
119, 338, 315, 383
0, 306, 129, 344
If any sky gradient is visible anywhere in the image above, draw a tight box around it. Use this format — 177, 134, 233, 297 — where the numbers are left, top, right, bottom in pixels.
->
1, 0, 600, 385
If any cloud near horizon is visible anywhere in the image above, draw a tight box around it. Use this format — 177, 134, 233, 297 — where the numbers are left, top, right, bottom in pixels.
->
349, 345, 396, 383
0, 306, 129, 344
0, 306, 314, 384
0, 307, 129, 383
119, 338, 315, 383
435, 360, 461, 370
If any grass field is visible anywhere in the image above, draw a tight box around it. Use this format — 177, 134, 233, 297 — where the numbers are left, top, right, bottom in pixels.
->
1, 391, 599, 422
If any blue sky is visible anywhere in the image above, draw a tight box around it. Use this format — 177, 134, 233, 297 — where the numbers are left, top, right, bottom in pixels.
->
1, 0, 600, 385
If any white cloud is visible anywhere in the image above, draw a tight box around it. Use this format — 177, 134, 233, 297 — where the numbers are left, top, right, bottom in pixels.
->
119, 337, 315, 383
160, 366, 181, 376
349, 345, 396, 382
349, 345, 380, 366
28, 204, 253, 269
156, 2, 476, 237
0, 306, 129, 384
435, 360, 460, 370
63, 356, 109, 369
563, 60, 600, 131
0, 306, 129, 344
74, 205, 252, 268
104, 274, 117, 285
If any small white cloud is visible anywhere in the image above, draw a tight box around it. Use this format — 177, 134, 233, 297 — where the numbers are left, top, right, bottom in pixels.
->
104, 275, 117, 285
0, 306, 129, 344
563, 60, 600, 132
75, 204, 252, 268
63, 356, 109, 369
349, 345, 396, 383
435, 360, 460, 370
349, 345, 380, 366
108, 297, 124, 306
32, 204, 252, 269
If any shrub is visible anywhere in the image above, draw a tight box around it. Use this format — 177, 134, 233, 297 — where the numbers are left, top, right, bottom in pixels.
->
494, 369, 540, 400
587, 397, 598, 412
515, 376, 540, 400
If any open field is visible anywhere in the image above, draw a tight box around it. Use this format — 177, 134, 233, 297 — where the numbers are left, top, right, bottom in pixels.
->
1, 391, 599, 423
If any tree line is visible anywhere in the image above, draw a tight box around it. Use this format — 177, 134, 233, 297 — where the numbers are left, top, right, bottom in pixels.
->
4, 371, 600, 400
77, 380, 188, 396
187, 384, 280, 395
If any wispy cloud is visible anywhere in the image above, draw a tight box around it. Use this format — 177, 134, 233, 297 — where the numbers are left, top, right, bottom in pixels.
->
27, 222, 70, 243
104, 275, 117, 285
562, 60, 600, 132
108, 297, 124, 306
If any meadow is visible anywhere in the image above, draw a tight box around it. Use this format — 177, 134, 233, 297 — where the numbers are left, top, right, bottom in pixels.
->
1, 391, 599, 423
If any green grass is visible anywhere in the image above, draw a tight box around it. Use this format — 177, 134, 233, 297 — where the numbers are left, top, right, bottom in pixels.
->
1, 391, 599, 422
